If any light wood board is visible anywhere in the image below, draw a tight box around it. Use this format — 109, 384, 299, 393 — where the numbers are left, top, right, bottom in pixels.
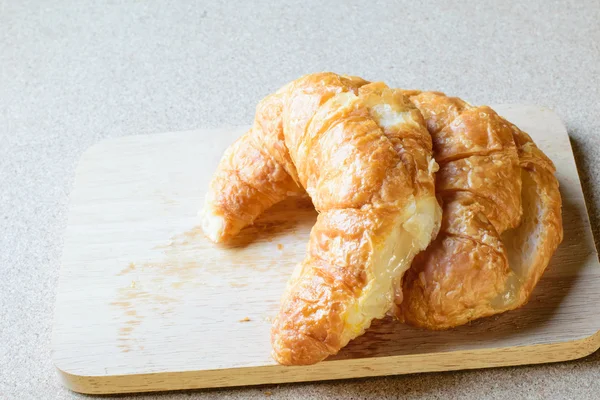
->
52, 105, 600, 394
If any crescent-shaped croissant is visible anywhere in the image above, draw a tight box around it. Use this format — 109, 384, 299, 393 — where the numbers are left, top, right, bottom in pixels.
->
396, 91, 563, 329
200, 73, 441, 365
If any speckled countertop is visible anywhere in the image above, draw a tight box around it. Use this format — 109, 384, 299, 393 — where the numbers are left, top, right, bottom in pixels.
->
1, 1, 599, 399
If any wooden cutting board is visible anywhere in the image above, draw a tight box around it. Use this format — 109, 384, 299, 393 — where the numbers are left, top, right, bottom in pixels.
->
52, 105, 600, 394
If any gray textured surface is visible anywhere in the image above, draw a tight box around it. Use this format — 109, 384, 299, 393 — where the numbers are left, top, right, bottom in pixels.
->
1, 0, 599, 398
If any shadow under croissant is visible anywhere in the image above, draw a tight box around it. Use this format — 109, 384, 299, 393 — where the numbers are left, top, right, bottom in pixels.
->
219, 196, 316, 250
568, 134, 600, 255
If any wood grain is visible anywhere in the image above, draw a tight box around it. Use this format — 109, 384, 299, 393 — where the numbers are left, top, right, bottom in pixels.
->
51, 105, 600, 394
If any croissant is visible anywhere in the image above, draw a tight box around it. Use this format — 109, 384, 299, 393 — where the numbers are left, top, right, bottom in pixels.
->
396, 91, 563, 329
201, 73, 441, 365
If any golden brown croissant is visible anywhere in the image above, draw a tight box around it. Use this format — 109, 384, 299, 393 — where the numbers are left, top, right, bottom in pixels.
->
201, 73, 441, 365
396, 91, 563, 329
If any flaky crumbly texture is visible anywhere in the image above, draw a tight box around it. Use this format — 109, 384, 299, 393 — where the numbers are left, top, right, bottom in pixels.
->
201, 73, 440, 365
396, 91, 563, 329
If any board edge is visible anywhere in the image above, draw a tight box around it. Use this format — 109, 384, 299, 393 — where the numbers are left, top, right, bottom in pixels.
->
55, 329, 600, 395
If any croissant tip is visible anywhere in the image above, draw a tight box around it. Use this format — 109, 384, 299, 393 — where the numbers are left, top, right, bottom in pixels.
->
199, 207, 226, 243
271, 327, 332, 366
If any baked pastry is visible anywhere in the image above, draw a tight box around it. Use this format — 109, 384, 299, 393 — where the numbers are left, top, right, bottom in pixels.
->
201, 73, 441, 365
396, 91, 563, 329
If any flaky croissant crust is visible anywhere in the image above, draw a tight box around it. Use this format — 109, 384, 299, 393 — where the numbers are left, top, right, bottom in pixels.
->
397, 91, 563, 329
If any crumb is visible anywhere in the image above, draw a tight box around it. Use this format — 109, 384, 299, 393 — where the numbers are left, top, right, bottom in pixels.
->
264, 391, 272, 396
130, 281, 136, 288
239, 317, 251, 322
277, 243, 283, 250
